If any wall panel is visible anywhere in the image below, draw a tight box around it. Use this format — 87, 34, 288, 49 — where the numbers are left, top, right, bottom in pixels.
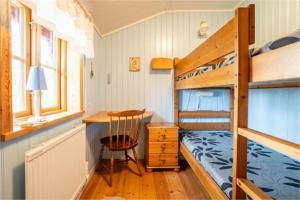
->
95, 2, 300, 145
242, 0, 300, 46
241, 0, 300, 143
97, 11, 233, 123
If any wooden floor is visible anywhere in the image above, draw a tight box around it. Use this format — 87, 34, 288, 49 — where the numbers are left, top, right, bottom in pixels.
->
80, 160, 211, 200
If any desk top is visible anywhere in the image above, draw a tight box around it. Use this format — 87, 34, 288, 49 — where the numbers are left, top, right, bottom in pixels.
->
82, 111, 154, 123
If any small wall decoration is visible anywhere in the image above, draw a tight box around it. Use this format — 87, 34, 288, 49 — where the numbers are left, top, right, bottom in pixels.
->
90, 62, 94, 79
198, 21, 209, 38
129, 57, 140, 72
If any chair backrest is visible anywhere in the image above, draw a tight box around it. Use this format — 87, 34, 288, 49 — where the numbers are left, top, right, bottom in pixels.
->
107, 109, 145, 149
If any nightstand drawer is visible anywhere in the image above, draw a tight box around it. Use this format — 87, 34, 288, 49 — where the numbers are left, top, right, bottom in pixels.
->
148, 128, 178, 142
148, 154, 178, 166
148, 142, 178, 154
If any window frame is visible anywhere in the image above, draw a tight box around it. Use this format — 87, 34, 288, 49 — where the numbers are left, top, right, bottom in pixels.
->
10, 0, 32, 118
32, 25, 67, 115
1, 0, 84, 140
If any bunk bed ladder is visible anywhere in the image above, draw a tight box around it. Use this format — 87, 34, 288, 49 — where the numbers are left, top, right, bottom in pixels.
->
233, 4, 299, 200
232, 5, 254, 200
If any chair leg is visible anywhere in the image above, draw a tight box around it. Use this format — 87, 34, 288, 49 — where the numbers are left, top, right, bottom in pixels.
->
125, 150, 129, 164
109, 151, 114, 187
132, 148, 142, 177
98, 144, 104, 170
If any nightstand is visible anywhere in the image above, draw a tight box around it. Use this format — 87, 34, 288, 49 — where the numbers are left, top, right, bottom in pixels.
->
146, 123, 180, 172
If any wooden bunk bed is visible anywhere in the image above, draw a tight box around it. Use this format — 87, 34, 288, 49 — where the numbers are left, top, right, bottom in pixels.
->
174, 4, 300, 200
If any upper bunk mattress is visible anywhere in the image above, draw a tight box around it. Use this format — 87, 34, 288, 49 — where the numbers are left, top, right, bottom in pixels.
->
180, 130, 300, 199
177, 29, 300, 82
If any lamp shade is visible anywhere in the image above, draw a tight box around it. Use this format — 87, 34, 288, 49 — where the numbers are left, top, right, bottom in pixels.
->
26, 66, 48, 90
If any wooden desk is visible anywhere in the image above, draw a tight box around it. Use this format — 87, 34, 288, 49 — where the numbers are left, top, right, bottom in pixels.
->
82, 111, 154, 123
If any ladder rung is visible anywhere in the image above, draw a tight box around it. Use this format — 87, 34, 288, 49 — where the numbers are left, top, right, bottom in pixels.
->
238, 128, 300, 160
237, 178, 272, 200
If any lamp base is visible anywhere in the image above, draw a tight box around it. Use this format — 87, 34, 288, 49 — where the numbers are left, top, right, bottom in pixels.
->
27, 116, 46, 124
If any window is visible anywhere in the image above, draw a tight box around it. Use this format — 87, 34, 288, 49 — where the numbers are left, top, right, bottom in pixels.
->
9, 0, 81, 121
1, 0, 85, 138
37, 26, 67, 114
10, 1, 31, 117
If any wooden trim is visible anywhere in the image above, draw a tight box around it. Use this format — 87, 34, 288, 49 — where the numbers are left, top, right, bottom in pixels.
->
237, 178, 272, 200
80, 54, 84, 112
238, 128, 300, 160
0, 0, 13, 133
175, 18, 235, 77
61, 40, 67, 111
0, 111, 84, 142
179, 111, 230, 118
41, 108, 65, 116
180, 142, 228, 200
11, 2, 32, 118
250, 42, 300, 84
179, 122, 230, 130
176, 64, 234, 90
56, 38, 62, 110
232, 7, 251, 200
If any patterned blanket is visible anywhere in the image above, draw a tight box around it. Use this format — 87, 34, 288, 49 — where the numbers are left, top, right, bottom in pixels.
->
177, 29, 300, 82
181, 130, 300, 200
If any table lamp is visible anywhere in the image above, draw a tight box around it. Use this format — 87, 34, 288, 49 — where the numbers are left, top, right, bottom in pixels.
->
26, 66, 48, 122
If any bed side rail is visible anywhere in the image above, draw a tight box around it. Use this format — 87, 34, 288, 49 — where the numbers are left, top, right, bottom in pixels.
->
238, 128, 300, 160
178, 110, 231, 131
175, 3, 255, 80
175, 18, 235, 77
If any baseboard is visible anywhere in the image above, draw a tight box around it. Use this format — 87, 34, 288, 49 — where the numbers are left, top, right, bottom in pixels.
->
73, 162, 97, 200
86, 164, 97, 184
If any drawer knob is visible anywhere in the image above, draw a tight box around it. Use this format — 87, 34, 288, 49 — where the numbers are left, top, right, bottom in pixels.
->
161, 134, 167, 140
160, 159, 166, 165
160, 144, 166, 153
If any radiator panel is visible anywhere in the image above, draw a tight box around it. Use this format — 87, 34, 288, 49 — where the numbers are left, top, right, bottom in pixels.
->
25, 124, 87, 200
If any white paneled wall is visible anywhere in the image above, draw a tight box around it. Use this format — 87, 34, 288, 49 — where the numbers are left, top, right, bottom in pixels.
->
97, 11, 233, 122
242, 0, 300, 46
241, 0, 300, 144
249, 88, 300, 143
83, 11, 233, 170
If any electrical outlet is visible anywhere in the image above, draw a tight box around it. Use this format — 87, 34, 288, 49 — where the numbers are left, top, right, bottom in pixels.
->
107, 73, 111, 84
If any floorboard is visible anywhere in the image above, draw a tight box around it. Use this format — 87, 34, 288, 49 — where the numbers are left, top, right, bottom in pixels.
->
80, 160, 211, 200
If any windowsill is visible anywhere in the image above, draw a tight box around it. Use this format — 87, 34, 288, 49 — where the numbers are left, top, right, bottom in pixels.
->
0, 111, 84, 142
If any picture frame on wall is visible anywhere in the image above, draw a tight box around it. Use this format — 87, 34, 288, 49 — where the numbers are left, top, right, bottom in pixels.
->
129, 57, 140, 72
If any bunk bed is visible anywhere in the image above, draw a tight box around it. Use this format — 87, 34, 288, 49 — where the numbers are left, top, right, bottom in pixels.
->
174, 4, 300, 200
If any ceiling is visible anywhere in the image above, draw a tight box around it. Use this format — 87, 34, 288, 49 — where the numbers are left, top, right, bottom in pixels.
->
79, 0, 243, 37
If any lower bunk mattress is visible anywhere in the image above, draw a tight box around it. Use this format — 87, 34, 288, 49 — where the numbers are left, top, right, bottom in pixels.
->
180, 130, 300, 199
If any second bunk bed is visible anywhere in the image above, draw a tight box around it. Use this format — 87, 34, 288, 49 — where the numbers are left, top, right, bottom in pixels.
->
174, 4, 300, 200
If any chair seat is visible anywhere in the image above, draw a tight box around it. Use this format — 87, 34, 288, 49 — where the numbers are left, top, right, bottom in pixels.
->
100, 135, 137, 150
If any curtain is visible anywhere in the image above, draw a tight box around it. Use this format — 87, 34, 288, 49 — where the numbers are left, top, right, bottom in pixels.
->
18, 0, 94, 58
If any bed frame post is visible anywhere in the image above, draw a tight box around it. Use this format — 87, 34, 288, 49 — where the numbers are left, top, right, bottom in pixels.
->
174, 58, 180, 125
229, 88, 234, 132
232, 6, 251, 200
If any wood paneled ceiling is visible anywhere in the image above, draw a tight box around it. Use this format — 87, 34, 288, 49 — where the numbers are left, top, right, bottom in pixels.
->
79, 0, 243, 36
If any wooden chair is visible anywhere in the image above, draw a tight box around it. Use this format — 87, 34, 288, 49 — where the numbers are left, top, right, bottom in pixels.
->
98, 109, 146, 186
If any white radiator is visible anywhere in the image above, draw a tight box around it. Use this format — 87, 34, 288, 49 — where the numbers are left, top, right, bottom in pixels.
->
25, 124, 88, 200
